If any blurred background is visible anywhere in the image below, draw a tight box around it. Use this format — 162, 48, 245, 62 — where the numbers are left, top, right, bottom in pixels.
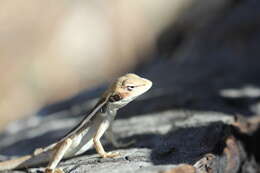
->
0, 0, 259, 131
0, 0, 193, 129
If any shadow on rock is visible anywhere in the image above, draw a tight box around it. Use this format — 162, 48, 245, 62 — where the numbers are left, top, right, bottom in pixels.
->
121, 122, 230, 165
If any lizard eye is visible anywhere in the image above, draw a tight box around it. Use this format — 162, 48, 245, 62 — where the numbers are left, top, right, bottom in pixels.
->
126, 85, 135, 91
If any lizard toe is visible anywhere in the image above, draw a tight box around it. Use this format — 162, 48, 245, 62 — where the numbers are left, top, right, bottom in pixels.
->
45, 168, 64, 173
102, 151, 120, 158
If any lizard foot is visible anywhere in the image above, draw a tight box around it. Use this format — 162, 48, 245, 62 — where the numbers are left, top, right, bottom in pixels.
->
45, 168, 64, 173
101, 151, 120, 158
34, 148, 44, 155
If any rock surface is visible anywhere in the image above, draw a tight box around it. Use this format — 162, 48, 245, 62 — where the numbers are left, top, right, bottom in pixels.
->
1, 0, 260, 173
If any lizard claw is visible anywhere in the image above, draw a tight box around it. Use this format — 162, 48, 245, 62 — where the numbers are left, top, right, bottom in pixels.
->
101, 151, 120, 158
45, 168, 64, 173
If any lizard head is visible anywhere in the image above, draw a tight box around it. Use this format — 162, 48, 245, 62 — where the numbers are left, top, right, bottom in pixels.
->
108, 73, 152, 108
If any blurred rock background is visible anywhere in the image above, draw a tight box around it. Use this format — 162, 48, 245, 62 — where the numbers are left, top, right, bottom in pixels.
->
0, 0, 164, 129
0, 0, 229, 129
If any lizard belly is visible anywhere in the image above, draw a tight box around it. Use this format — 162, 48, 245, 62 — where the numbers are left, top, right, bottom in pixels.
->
64, 114, 110, 158
64, 126, 96, 157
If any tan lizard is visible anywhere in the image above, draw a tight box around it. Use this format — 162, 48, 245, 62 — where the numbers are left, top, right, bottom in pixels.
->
0, 73, 152, 173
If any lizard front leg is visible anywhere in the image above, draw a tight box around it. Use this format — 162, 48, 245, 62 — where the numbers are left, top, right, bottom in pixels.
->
105, 124, 135, 148
45, 138, 72, 173
93, 121, 120, 158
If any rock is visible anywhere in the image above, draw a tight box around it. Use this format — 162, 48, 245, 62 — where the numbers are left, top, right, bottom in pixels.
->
160, 164, 196, 173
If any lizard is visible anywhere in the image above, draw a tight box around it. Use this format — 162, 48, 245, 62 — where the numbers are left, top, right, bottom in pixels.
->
0, 73, 152, 173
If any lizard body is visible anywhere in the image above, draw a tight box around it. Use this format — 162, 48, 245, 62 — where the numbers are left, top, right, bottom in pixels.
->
0, 73, 152, 173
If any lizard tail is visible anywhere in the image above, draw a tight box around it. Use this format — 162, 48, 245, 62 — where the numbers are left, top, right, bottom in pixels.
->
0, 155, 32, 170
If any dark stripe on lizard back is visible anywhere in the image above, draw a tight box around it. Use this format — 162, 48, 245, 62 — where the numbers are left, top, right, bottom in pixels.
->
57, 95, 110, 142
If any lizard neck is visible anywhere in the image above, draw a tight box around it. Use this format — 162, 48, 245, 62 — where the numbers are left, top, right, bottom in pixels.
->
104, 103, 118, 117
102, 100, 128, 120
101, 97, 132, 118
